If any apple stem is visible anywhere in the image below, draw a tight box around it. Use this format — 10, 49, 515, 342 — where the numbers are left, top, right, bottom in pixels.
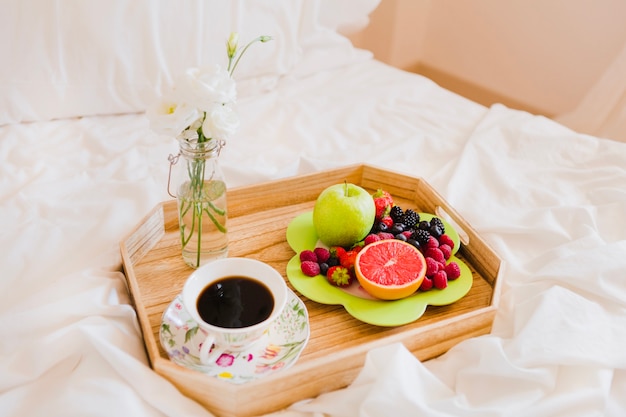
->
344, 180, 348, 196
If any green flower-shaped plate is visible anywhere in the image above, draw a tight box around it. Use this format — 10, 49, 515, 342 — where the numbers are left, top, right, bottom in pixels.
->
285, 211, 473, 327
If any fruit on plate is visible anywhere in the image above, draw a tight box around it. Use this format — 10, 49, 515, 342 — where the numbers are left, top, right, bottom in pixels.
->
354, 239, 426, 300
300, 187, 463, 296
312, 182, 376, 247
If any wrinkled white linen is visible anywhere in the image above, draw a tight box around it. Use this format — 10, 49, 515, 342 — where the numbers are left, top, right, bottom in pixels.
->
0, 0, 375, 125
265, 105, 626, 417
2, 58, 626, 417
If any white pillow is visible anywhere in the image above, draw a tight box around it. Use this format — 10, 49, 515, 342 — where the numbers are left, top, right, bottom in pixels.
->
0, 0, 379, 125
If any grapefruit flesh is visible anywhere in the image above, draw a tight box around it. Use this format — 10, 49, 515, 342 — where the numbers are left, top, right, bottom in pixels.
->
355, 240, 427, 300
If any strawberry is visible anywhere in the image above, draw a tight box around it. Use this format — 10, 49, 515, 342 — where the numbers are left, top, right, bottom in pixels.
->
339, 249, 358, 271
350, 241, 365, 252
329, 246, 347, 260
374, 198, 389, 219
372, 189, 394, 219
380, 216, 394, 228
326, 265, 353, 287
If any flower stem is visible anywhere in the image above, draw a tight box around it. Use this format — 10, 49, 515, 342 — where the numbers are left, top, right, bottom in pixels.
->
228, 35, 273, 77
196, 202, 202, 267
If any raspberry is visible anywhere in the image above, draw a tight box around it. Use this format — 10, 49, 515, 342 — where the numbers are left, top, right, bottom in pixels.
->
377, 232, 395, 240
419, 276, 433, 291
425, 257, 440, 277
425, 236, 439, 249
300, 260, 320, 277
439, 234, 455, 248
439, 244, 452, 260
433, 270, 448, 289
445, 261, 461, 280
313, 247, 330, 263
424, 247, 445, 264
299, 250, 317, 263
364, 233, 381, 245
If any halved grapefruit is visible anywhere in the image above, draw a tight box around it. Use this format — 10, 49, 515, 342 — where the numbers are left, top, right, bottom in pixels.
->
354, 239, 426, 300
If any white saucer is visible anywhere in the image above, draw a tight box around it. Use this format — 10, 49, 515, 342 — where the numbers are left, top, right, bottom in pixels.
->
159, 289, 310, 384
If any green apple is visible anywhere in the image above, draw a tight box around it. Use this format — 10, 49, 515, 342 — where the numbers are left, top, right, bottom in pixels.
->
313, 182, 376, 247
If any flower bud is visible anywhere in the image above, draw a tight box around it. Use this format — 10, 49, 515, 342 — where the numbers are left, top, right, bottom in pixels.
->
227, 32, 239, 58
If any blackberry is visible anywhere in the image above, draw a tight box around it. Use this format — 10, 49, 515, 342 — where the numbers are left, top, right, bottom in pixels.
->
401, 209, 420, 228
390, 205, 404, 222
412, 229, 431, 246
430, 217, 445, 234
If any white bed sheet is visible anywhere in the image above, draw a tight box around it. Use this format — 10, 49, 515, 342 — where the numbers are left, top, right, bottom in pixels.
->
2, 57, 626, 417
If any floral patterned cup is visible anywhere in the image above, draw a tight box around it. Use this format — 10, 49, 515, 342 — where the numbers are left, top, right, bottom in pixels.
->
181, 257, 288, 365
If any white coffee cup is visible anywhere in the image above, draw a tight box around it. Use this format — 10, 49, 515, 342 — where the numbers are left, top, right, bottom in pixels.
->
182, 257, 288, 365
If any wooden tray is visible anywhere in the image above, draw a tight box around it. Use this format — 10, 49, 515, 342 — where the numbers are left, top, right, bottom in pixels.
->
120, 164, 503, 417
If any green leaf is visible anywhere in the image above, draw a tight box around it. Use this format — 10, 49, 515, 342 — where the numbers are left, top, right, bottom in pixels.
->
185, 326, 199, 343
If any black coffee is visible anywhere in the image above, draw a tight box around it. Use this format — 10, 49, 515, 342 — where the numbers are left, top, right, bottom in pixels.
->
196, 276, 274, 328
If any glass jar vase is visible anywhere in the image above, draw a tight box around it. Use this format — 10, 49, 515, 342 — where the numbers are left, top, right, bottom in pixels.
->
169, 139, 228, 268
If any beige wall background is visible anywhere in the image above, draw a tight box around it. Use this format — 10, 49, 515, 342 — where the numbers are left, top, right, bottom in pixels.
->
348, 0, 626, 140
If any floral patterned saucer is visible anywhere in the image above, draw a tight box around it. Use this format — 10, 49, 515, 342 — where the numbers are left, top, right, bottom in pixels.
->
159, 289, 309, 384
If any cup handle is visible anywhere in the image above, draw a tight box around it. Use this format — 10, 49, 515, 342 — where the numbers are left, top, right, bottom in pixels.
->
199, 333, 223, 365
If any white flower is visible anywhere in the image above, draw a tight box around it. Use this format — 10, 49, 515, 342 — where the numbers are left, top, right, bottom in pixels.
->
176, 64, 236, 112
202, 104, 240, 140
147, 33, 271, 143
146, 94, 201, 137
